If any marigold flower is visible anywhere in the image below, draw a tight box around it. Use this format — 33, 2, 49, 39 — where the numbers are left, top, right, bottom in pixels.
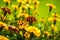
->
3, 0, 10, 3
12, 5, 18, 10
18, 22, 28, 30
26, 4, 34, 9
18, 20, 28, 29
24, 0, 31, 4
26, 26, 41, 37
25, 16, 36, 23
34, 1, 40, 9
33, 30, 41, 37
1, 7, 11, 15
34, 1, 40, 5
44, 31, 50, 36
24, 32, 30, 38
17, 0, 22, 2
3, 0, 10, 6
0, 35, 9, 40
21, 6, 27, 13
19, 31, 23, 36
51, 25, 57, 32
40, 17, 46, 23
8, 26, 19, 34
0, 22, 7, 30
21, 13, 29, 18
17, 0, 25, 5
46, 3, 56, 9
52, 12, 60, 18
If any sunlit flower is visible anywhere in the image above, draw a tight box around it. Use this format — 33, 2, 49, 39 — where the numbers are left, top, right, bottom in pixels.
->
34, 1, 40, 9
3, 0, 10, 6
18, 26, 23, 29
21, 6, 27, 13
12, 5, 18, 10
17, 0, 22, 2
25, 16, 36, 23
48, 12, 59, 25
48, 17, 57, 25
18, 20, 28, 29
34, 1, 40, 5
46, 3, 56, 9
18, 23, 28, 30
24, 0, 31, 4
21, 13, 29, 18
52, 12, 60, 18
0, 35, 9, 40
48, 17, 53, 22
44, 31, 50, 36
46, 3, 56, 14
1, 7, 11, 15
17, 1, 25, 7
8, 26, 19, 34
40, 17, 45, 23
26, 4, 34, 9
24, 32, 30, 38
19, 31, 23, 36
17, 0, 25, 6
3, 0, 10, 3
51, 25, 57, 32
0, 22, 7, 30
33, 30, 41, 37
17, 20, 23, 25
26, 26, 41, 37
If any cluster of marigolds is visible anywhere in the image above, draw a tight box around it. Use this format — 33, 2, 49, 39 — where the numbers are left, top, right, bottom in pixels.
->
0, 0, 60, 40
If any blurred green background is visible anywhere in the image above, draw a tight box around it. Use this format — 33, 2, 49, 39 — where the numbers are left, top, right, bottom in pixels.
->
0, 0, 60, 30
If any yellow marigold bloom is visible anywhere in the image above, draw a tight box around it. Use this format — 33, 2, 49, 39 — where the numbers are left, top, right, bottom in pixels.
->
46, 3, 56, 9
48, 17, 53, 22
19, 31, 23, 36
40, 17, 46, 23
18, 26, 24, 29
17, 0, 25, 4
12, 5, 18, 10
52, 13, 60, 18
44, 31, 50, 36
21, 5, 27, 9
17, 0, 22, 2
24, 32, 30, 38
51, 25, 57, 31
0, 36, 9, 40
26, 4, 34, 9
34, 1, 40, 5
48, 17, 58, 22
19, 24, 29, 30
18, 21, 28, 30
24, 13, 29, 18
21, 13, 29, 18
0, 22, 7, 30
26, 26, 34, 33
33, 30, 41, 37
3, 0, 10, 4
26, 26, 41, 37
24, 0, 31, 4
